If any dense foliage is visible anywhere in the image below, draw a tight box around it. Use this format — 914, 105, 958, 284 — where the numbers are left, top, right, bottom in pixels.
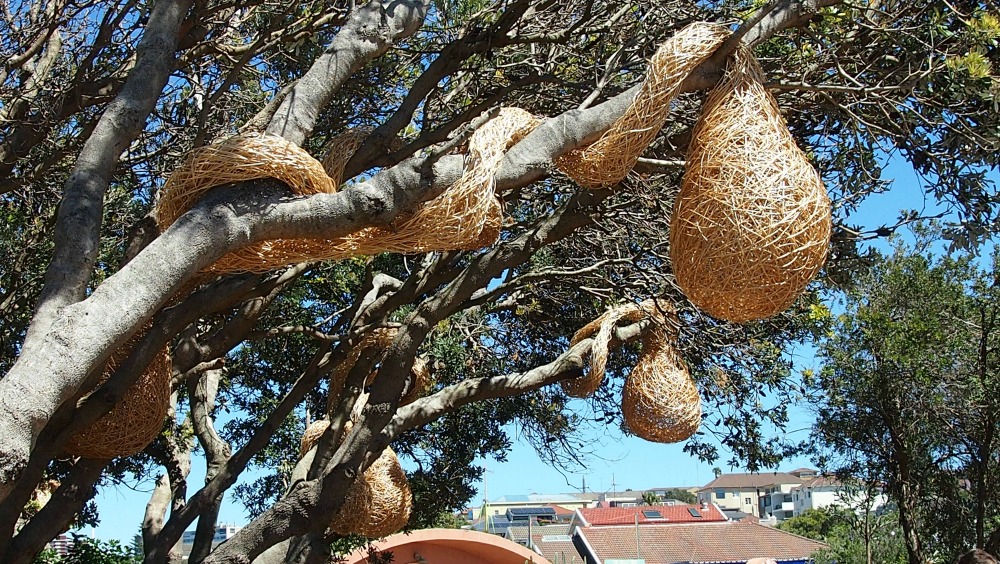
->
809, 229, 1000, 562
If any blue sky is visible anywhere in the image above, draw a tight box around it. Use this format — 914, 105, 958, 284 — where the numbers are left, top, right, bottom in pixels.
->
87, 156, 996, 542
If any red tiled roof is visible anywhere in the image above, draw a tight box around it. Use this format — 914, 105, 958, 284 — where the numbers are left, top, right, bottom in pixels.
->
577, 521, 828, 564
698, 473, 805, 491
545, 503, 575, 515
578, 504, 727, 526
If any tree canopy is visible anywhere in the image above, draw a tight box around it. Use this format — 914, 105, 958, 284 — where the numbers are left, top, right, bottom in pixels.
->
808, 229, 1000, 563
0, 0, 998, 563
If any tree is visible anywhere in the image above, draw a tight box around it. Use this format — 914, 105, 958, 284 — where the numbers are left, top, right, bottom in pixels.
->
0, 1, 998, 563
659, 488, 697, 504
779, 507, 907, 564
642, 491, 660, 506
809, 229, 1000, 563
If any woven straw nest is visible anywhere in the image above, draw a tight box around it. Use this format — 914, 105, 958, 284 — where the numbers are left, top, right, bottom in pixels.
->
329, 443, 412, 538
65, 339, 172, 459
326, 328, 430, 413
670, 43, 831, 322
154, 110, 540, 273
556, 22, 730, 188
154, 134, 337, 273
561, 303, 652, 398
562, 300, 702, 444
331, 107, 540, 256
621, 324, 702, 444
300, 420, 413, 538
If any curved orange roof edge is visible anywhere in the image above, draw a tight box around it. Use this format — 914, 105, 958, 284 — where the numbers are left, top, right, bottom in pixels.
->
341, 528, 554, 564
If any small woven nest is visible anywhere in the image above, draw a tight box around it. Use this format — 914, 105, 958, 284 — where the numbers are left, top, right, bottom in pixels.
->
65, 339, 172, 459
300, 420, 413, 538
621, 325, 702, 444
329, 443, 412, 538
556, 22, 730, 188
670, 43, 831, 322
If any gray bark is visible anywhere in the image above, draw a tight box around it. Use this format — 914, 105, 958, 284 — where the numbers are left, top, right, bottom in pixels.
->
266, 0, 430, 145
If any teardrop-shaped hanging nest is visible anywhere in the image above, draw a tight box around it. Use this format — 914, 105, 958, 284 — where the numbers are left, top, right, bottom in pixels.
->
65, 337, 172, 459
621, 326, 702, 444
670, 43, 831, 322
329, 445, 412, 538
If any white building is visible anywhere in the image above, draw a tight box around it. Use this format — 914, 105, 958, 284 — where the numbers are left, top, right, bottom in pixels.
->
180, 524, 242, 559
791, 476, 888, 516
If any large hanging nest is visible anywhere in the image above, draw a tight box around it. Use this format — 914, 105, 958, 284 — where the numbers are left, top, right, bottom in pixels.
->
556, 22, 730, 188
65, 338, 172, 459
669, 43, 831, 322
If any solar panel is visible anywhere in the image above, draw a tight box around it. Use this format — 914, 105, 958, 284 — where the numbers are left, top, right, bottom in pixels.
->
641, 510, 663, 519
688, 508, 702, 518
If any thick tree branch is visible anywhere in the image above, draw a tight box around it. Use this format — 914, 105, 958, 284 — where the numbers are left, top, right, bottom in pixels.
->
266, 0, 430, 145
25, 0, 193, 343
387, 321, 646, 437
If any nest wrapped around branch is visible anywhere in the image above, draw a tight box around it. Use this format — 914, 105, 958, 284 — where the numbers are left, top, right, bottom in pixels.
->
299, 420, 413, 538
561, 303, 651, 398
65, 337, 172, 459
669, 43, 831, 322
556, 22, 730, 188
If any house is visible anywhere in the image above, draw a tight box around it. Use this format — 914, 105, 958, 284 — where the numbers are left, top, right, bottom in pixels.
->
697, 470, 816, 521
570, 503, 728, 527
508, 506, 559, 524
791, 476, 889, 516
571, 521, 828, 564
474, 493, 595, 520
505, 522, 571, 547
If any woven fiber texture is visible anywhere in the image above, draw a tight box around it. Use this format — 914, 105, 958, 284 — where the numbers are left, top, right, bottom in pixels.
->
154, 134, 337, 273
621, 324, 702, 444
329, 444, 412, 538
65, 340, 172, 459
331, 107, 540, 256
321, 127, 372, 187
561, 303, 649, 398
556, 22, 730, 188
300, 420, 413, 538
669, 43, 831, 322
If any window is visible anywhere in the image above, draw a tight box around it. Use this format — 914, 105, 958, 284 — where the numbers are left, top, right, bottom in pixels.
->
808, 492, 812, 498
745, 497, 752, 505
642, 510, 663, 519
715, 489, 726, 499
